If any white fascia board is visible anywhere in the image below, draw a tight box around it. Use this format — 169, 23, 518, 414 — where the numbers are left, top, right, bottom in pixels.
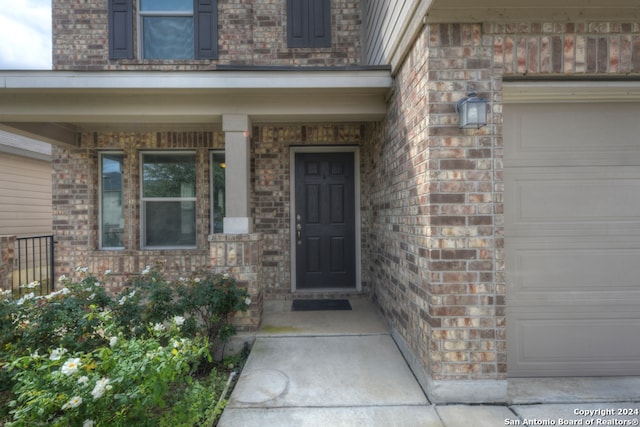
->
0, 70, 392, 91
504, 81, 640, 103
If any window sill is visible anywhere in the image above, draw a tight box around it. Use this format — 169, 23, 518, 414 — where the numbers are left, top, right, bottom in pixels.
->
91, 248, 207, 255
117, 59, 216, 65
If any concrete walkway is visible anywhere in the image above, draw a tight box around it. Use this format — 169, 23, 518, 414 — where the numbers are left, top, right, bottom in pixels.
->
218, 298, 640, 427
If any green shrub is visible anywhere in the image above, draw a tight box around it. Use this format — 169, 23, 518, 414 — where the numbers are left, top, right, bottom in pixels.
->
0, 265, 251, 426
6, 310, 210, 426
114, 265, 251, 349
176, 272, 252, 345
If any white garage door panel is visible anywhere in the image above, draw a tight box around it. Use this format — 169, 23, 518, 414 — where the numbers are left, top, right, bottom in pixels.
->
509, 309, 640, 377
505, 167, 640, 237
507, 243, 640, 304
505, 102, 640, 167
505, 101, 640, 377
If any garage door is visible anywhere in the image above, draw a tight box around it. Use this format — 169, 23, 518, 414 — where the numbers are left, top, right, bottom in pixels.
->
505, 101, 640, 377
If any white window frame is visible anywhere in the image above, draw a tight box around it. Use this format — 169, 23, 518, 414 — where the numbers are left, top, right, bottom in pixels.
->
99, 152, 125, 250
140, 151, 197, 250
137, 0, 195, 60
209, 150, 226, 234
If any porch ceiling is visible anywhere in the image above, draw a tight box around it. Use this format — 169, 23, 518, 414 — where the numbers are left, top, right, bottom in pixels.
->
425, 0, 640, 22
0, 69, 392, 147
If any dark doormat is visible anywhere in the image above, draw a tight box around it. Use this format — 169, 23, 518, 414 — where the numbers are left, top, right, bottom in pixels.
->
291, 299, 352, 311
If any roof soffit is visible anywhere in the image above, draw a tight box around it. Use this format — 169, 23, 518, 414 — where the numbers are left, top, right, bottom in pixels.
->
0, 69, 392, 145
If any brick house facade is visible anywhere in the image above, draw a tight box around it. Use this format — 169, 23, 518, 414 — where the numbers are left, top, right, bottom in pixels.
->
1, 0, 640, 403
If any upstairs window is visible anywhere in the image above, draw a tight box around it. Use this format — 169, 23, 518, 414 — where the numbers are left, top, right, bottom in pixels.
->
287, 0, 331, 48
139, 0, 194, 60
108, 0, 218, 60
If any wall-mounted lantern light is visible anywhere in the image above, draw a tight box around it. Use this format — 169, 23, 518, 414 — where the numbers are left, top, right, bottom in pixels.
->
456, 91, 487, 129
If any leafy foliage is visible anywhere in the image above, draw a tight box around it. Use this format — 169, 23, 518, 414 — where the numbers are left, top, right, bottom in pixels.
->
0, 265, 251, 426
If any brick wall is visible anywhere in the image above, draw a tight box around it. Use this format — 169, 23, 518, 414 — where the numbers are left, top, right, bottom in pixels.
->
52, 124, 370, 297
369, 20, 640, 389
53, 131, 223, 288
52, 0, 362, 70
0, 235, 16, 291
210, 233, 264, 330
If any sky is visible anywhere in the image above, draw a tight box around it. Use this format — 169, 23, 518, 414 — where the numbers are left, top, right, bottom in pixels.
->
0, 0, 52, 70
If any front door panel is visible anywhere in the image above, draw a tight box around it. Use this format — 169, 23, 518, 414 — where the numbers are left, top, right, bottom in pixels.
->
295, 152, 356, 289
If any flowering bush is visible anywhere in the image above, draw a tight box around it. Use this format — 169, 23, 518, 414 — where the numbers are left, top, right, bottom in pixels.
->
6, 311, 210, 426
115, 265, 251, 349
0, 266, 251, 426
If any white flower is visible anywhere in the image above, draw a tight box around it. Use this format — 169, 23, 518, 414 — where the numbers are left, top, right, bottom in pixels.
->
62, 396, 82, 410
109, 336, 118, 347
173, 316, 185, 326
88, 293, 95, 300
83, 420, 95, 427
16, 292, 35, 305
128, 290, 136, 298
222, 273, 230, 279
104, 269, 112, 275
58, 274, 67, 282
75, 266, 89, 274
50, 347, 68, 361
118, 296, 127, 305
194, 277, 201, 283
153, 323, 165, 332
91, 378, 110, 399
61, 358, 81, 375
23, 281, 40, 289
93, 281, 100, 287
77, 376, 89, 386
45, 290, 59, 300
43, 287, 68, 300
245, 297, 252, 306
141, 265, 151, 275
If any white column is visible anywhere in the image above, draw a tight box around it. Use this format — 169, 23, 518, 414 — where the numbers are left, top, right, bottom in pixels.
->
222, 114, 253, 234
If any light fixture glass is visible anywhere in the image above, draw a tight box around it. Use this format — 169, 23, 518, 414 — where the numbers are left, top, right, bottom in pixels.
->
456, 92, 487, 129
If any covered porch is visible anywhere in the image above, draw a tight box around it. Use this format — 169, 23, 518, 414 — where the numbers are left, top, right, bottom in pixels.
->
0, 67, 392, 329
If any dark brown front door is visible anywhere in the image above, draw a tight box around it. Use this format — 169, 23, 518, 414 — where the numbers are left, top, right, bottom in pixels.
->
295, 152, 356, 289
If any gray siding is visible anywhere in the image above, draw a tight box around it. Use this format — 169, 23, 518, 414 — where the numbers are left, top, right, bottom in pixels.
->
0, 151, 52, 236
361, 0, 420, 66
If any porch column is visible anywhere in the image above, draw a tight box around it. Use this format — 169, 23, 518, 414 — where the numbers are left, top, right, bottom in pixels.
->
222, 114, 252, 234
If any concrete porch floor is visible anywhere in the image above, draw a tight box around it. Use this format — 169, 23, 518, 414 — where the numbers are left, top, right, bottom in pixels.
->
219, 297, 640, 426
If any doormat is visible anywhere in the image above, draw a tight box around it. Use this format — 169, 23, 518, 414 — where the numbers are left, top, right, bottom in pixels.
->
291, 299, 352, 311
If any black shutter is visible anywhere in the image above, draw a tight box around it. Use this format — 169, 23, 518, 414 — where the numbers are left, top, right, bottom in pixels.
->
310, 0, 331, 48
108, 0, 133, 59
194, 0, 218, 59
287, 0, 331, 48
287, 0, 309, 48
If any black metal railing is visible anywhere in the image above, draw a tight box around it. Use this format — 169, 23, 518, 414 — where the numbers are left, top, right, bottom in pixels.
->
15, 235, 55, 295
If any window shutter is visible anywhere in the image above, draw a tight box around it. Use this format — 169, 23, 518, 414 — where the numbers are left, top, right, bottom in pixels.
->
287, 0, 310, 48
108, 0, 133, 59
287, 0, 331, 48
194, 0, 218, 59
310, 0, 331, 48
